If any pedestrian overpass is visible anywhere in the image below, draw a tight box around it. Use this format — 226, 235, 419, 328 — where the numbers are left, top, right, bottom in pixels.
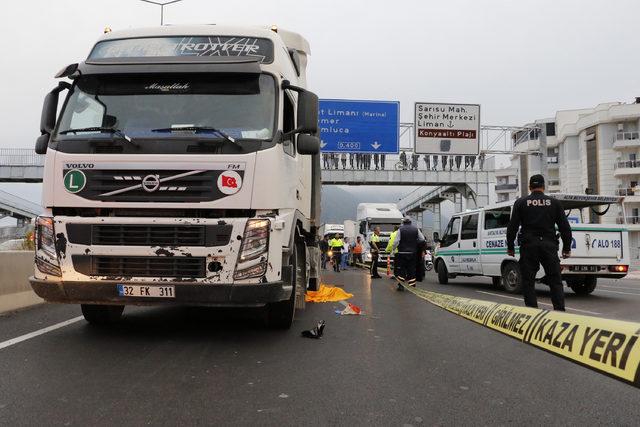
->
0, 149, 44, 183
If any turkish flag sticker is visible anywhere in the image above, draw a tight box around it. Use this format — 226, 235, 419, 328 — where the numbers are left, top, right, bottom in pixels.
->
217, 170, 242, 195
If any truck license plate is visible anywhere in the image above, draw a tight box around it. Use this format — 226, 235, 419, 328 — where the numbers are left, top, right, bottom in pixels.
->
117, 284, 175, 298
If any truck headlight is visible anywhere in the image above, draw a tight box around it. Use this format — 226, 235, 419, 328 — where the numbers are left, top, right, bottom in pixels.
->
35, 216, 61, 276
234, 219, 270, 280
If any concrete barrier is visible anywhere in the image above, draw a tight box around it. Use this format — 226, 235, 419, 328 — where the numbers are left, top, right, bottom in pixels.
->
0, 251, 42, 314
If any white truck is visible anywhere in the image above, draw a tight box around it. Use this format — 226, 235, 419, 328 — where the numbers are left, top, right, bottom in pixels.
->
343, 220, 357, 242
319, 223, 344, 239
30, 25, 322, 328
433, 194, 630, 295
356, 203, 403, 264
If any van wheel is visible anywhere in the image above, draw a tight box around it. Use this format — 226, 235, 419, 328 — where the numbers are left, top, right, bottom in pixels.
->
267, 240, 301, 329
570, 277, 597, 295
81, 304, 124, 325
502, 263, 522, 294
492, 277, 502, 287
437, 261, 449, 285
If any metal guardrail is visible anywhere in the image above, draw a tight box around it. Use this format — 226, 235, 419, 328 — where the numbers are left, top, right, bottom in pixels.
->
0, 148, 44, 166
615, 160, 640, 169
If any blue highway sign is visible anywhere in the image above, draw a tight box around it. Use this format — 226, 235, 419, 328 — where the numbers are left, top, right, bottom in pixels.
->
318, 99, 399, 153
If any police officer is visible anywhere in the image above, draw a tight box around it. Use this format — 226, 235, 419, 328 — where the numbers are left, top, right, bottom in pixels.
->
506, 174, 572, 311
392, 218, 425, 291
369, 227, 382, 279
329, 233, 344, 272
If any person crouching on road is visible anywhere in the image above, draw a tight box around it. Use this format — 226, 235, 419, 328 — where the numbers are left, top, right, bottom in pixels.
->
506, 174, 572, 311
392, 217, 425, 291
369, 227, 382, 279
329, 233, 344, 273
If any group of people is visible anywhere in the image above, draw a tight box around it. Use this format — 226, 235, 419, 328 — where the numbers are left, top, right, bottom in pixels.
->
322, 153, 387, 170
319, 234, 365, 272
398, 151, 486, 171
322, 151, 486, 171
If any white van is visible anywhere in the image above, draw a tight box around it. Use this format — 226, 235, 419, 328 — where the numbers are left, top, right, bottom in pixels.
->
433, 194, 630, 295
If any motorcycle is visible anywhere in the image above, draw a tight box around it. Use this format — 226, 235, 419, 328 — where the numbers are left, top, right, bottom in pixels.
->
424, 250, 433, 271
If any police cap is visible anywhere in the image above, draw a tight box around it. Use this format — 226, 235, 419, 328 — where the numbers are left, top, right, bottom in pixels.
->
529, 174, 545, 188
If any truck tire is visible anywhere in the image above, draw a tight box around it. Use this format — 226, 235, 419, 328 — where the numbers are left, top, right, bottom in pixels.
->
569, 277, 597, 295
437, 261, 449, 285
266, 241, 301, 329
502, 262, 522, 294
80, 304, 124, 325
492, 276, 502, 287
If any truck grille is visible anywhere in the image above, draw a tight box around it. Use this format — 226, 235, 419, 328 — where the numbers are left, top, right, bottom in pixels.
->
72, 255, 206, 278
61, 169, 243, 203
94, 225, 205, 246
66, 224, 233, 247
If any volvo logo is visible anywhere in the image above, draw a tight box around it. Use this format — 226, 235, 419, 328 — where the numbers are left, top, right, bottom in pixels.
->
141, 174, 161, 192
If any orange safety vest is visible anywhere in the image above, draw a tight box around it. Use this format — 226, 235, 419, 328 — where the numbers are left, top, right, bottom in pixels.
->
353, 243, 363, 254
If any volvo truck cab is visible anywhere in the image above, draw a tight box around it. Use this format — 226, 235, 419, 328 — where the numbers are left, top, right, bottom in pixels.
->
30, 25, 321, 329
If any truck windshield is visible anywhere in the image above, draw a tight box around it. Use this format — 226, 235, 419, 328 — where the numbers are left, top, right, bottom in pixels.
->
369, 223, 398, 233
53, 73, 276, 152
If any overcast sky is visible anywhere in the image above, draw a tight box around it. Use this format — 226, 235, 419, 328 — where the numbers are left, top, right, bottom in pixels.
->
2, 0, 640, 150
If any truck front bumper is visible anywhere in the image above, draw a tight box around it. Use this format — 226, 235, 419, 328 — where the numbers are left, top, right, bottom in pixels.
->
30, 277, 291, 307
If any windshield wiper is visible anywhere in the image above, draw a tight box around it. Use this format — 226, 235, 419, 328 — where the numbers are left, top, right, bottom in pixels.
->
59, 127, 138, 147
151, 126, 241, 148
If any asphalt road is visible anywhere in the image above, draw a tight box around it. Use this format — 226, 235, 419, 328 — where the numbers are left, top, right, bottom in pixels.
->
1, 268, 639, 426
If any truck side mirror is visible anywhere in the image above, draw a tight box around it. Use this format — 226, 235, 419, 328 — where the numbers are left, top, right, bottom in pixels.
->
433, 232, 440, 242
297, 89, 319, 134
359, 222, 366, 235
297, 134, 320, 155
35, 134, 50, 155
36, 81, 70, 154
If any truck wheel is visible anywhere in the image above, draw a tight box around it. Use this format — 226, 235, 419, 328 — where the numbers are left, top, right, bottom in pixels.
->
492, 277, 502, 287
80, 304, 124, 325
437, 261, 449, 285
570, 277, 597, 295
502, 263, 522, 294
267, 241, 301, 329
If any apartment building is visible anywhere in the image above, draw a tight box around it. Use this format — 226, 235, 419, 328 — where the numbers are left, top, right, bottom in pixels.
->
494, 118, 560, 200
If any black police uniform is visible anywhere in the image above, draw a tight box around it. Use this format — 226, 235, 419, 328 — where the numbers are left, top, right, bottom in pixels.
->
394, 222, 424, 288
506, 184, 572, 311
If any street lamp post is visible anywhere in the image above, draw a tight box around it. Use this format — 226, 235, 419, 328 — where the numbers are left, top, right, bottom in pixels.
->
139, 0, 184, 25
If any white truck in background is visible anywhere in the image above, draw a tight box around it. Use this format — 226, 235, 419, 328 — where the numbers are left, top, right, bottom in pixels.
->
30, 25, 322, 329
343, 220, 357, 242
433, 194, 630, 295
319, 223, 344, 239
356, 203, 403, 264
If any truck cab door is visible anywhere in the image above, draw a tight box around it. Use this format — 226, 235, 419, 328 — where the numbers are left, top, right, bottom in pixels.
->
437, 217, 461, 273
458, 214, 481, 274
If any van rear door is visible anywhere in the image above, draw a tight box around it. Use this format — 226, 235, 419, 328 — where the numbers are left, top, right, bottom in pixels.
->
567, 225, 625, 268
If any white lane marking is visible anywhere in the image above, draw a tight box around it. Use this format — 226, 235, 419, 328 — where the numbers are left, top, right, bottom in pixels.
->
595, 289, 640, 297
0, 316, 84, 351
476, 291, 602, 315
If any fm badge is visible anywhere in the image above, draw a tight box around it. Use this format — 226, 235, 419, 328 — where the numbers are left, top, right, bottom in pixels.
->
217, 170, 242, 195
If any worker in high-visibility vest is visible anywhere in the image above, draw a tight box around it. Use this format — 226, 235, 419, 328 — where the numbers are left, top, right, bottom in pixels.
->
386, 225, 400, 278
328, 234, 344, 272
369, 227, 382, 279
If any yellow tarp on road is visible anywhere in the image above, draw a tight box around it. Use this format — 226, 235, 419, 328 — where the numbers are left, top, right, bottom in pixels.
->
305, 284, 353, 303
